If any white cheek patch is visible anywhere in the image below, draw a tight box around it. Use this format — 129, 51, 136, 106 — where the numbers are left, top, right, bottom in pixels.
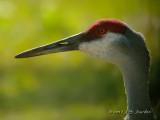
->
79, 32, 129, 62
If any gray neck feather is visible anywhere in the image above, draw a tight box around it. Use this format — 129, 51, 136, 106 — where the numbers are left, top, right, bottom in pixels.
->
120, 27, 155, 120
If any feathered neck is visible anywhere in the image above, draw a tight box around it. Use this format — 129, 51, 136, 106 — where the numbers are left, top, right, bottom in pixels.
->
120, 27, 155, 120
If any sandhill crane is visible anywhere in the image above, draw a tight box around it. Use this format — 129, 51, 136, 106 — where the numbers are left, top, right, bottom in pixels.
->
15, 19, 155, 120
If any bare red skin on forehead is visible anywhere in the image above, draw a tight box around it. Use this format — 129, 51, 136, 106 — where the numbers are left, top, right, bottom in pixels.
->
85, 19, 126, 40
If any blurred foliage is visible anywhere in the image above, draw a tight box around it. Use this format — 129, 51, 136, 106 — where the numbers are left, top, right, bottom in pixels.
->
0, 0, 160, 120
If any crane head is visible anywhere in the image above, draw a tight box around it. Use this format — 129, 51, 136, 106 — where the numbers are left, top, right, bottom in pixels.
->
15, 19, 148, 66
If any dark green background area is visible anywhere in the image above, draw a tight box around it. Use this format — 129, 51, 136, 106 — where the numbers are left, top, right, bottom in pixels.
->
0, 0, 159, 119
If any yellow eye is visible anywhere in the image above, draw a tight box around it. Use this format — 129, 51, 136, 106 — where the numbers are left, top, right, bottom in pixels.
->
99, 28, 106, 34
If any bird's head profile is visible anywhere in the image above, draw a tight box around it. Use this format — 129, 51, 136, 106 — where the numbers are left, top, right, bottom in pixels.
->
15, 19, 154, 120
15, 19, 149, 68
79, 19, 130, 65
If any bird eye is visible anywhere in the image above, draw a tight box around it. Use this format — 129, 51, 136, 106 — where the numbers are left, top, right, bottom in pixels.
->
99, 28, 106, 34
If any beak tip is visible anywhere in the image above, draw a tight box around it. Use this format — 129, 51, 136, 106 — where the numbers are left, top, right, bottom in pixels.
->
15, 53, 28, 58
15, 54, 23, 58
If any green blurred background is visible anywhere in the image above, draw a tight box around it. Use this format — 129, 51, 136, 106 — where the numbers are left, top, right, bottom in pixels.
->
0, 0, 160, 120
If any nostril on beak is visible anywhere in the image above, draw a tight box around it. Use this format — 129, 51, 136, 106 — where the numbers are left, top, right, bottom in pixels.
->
59, 42, 69, 45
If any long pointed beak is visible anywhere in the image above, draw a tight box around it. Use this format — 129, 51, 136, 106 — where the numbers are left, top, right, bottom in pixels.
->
15, 32, 85, 58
